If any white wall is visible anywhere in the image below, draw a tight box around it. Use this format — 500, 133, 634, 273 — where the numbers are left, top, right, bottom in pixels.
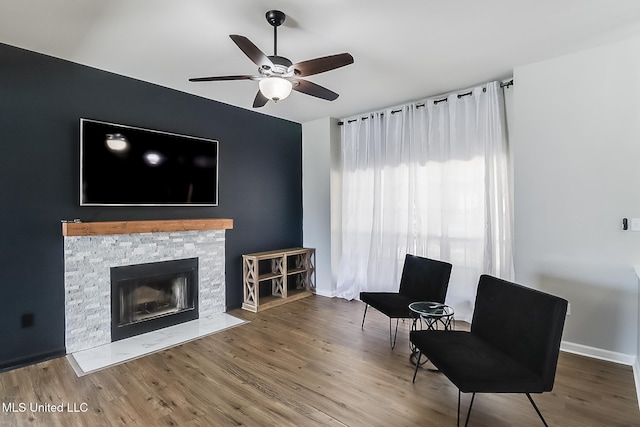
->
512, 35, 640, 360
302, 117, 341, 297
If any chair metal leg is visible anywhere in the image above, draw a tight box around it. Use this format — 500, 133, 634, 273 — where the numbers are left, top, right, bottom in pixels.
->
412, 350, 421, 383
457, 393, 544, 426
526, 393, 549, 427
361, 304, 369, 330
464, 392, 475, 427
389, 318, 399, 349
362, 306, 400, 350
457, 390, 461, 427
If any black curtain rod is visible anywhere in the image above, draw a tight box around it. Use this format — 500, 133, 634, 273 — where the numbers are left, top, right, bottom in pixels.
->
339, 79, 514, 125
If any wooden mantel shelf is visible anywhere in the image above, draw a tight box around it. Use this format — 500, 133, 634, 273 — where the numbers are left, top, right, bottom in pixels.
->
62, 218, 233, 237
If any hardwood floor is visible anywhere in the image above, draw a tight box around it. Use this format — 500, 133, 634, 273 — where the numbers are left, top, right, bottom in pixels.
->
1, 296, 638, 426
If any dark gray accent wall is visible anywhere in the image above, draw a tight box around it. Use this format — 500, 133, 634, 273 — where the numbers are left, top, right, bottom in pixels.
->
0, 43, 303, 370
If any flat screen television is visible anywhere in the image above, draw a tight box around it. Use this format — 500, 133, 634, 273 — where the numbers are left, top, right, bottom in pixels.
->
80, 119, 218, 206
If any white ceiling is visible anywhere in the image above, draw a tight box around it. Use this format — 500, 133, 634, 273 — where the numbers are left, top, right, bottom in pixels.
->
3, 0, 640, 123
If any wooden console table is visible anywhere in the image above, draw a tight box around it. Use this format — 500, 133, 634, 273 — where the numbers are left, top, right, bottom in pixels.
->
242, 248, 315, 312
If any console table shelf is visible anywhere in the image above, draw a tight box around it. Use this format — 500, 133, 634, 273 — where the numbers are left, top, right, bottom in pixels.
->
242, 248, 316, 312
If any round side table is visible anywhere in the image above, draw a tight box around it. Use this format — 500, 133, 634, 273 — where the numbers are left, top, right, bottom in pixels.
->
409, 301, 454, 366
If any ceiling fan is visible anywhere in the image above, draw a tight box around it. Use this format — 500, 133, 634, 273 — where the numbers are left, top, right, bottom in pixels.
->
189, 10, 354, 108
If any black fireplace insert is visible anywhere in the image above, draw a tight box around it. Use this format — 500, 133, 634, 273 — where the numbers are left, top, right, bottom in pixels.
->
110, 258, 199, 341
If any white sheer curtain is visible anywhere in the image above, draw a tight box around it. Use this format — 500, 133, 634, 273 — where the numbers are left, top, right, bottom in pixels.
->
336, 81, 513, 321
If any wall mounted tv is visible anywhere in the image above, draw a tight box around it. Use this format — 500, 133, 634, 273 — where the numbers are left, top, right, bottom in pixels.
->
80, 119, 218, 206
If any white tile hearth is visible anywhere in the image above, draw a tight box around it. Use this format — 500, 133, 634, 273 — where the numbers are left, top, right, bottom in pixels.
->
67, 313, 247, 376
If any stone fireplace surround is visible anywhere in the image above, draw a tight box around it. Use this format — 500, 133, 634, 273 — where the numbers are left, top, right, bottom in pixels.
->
62, 219, 233, 353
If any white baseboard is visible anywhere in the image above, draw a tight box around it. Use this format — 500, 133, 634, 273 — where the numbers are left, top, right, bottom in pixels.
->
314, 289, 336, 298
560, 340, 635, 365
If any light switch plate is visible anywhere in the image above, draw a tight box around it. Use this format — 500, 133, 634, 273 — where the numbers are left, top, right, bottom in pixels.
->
631, 218, 640, 231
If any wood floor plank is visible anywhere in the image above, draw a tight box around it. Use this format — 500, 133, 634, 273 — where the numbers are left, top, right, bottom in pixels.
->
0, 295, 638, 426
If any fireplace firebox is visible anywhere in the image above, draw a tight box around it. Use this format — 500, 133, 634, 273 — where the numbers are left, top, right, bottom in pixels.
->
111, 258, 199, 341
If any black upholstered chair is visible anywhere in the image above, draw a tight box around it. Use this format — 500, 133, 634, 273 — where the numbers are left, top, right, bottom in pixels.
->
410, 274, 568, 426
360, 254, 452, 348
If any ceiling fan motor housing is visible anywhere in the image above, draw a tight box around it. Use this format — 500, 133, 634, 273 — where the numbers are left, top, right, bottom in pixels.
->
260, 55, 294, 77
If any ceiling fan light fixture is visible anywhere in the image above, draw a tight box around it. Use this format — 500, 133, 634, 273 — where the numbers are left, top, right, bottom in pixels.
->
259, 77, 292, 102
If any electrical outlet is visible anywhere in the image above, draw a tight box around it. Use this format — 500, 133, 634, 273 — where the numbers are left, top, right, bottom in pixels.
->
567, 303, 571, 316
21, 313, 34, 328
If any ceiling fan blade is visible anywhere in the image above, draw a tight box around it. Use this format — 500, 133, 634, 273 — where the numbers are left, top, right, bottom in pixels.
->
292, 79, 339, 101
189, 75, 255, 82
289, 53, 354, 77
253, 90, 269, 108
229, 35, 274, 69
